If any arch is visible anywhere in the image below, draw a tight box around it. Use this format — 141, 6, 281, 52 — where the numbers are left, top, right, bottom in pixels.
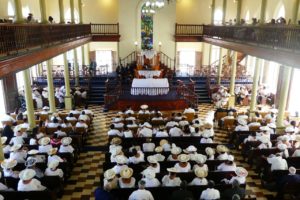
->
214, 9, 223, 25
7, 0, 15, 17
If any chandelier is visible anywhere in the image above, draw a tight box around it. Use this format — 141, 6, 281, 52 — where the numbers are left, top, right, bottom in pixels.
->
142, 0, 174, 14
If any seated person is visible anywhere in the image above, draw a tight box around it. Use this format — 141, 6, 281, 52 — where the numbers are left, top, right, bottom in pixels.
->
265, 153, 288, 171
38, 137, 52, 153
206, 147, 215, 160
46, 117, 59, 128
69, 106, 80, 115
193, 154, 208, 172
54, 126, 67, 138
128, 180, 154, 200
61, 118, 73, 128
47, 148, 64, 164
174, 154, 191, 173
45, 160, 64, 178
119, 167, 136, 188
142, 138, 155, 152
107, 124, 123, 137
146, 156, 160, 173
216, 145, 229, 160
235, 119, 249, 131
27, 149, 45, 163
217, 155, 236, 171
123, 125, 133, 138
199, 180, 220, 200
169, 125, 183, 137
103, 169, 118, 190
75, 119, 88, 131
78, 111, 90, 122
138, 125, 153, 137
82, 105, 94, 116
112, 155, 128, 174
277, 166, 300, 190
125, 106, 134, 115
9, 130, 25, 145
162, 167, 182, 187
25, 157, 44, 178
66, 113, 77, 122
222, 180, 246, 199
155, 127, 168, 137
17, 169, 46, 191
59, 137, 74, 153
1, 158, 19, 178
167, 146, 182, 161
222, 167, 248, 184
189, 168, 208, 186
160, 139, 171, 151
9, 144, 27, 163
141, 169, 161, 187
128, 148, 145, 164
153, 146, 165, 162
125, 113, 136, 121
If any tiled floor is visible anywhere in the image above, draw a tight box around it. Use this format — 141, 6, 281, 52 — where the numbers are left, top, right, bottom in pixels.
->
61, 104, 276, 200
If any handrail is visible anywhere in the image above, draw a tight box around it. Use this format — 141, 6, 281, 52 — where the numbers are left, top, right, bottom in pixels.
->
159, 52, 175, 71
175, 23, 203, 36
90, 23, 119, 35
120, 51, 137, 66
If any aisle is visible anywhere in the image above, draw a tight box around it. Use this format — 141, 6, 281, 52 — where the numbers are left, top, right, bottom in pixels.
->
61, 104, 276, 200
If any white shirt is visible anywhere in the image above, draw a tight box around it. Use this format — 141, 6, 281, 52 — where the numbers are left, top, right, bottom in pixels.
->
3, 169, 19, 178
146, 164, 160, 173
45, 168, 64, 178
235, 125, 249, 131
48, 155, 64, 164
10, 151, 27, 163
118, 177, 136, 188
10, 136, 24, 145
129, 189, 154, 200
78, 115, 90, 121
143, 143, 155, 152
169, 127, 183, 137
83, 109, 93, 115
54, 130, 67, 137
217, 163, 236, 171
200, 188, 220, 200
75, 122, 88, 129
129, 152, 145, 164
112, 165, 128, 174
166, 121, 178, 128
162, 175, 181, 187
189, 177, 208, 186
17, 179, 46, 191
217, 153, 229, 161
123, 130, 133, 138
155, 131, 168, 137
174, 163, 191, 173
139, 128, 153, 137
39, 145, 52, 153
108, 129, 123, 137
142, 178, 160, 187
59, 145, 74, 153
267, 156, 288, 171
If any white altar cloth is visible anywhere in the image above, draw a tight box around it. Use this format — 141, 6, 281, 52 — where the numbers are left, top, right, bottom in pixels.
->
138, 70, 161, 78
131, 78, 169, 96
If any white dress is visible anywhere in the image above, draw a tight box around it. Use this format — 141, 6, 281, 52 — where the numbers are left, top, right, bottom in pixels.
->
142, 178, 161, 187
189, 177, 208, 186
45, 168, 64, 178
17, 179, 46, 191
59, 145, 74, 153
128, 189, 154, 200
118, 177, 136, 188
162, 175, 181, 187
174, 163, 191, 173
200, 188, 220, 200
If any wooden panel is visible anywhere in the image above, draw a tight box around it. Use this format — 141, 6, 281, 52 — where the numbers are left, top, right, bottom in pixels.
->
0, 37, 92, 78
203, 37, 300, 69
92, 35, 121, 42
175, 36, 203, 42
2, 73, 18, 113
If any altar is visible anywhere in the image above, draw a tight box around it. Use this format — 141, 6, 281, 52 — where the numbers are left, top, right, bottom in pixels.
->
131, 78, 169, 95
137, 70, 161, 78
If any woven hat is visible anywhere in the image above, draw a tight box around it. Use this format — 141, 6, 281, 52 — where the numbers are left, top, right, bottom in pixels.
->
171, 147, 182, 155
142, 169, 156, 179
48, 160, 59, 170
38, 137, 50, 146
120, 167, 133, 179
155, 146, 163, 153
115, 155, 128, 164
110, 137, 122, 145
61, 137, 72, 145
28, 149, 39, 155
238, 118, 247, 126
217, 145, 229, 153
48, 148, 58, 156
227, 155, 234, 161
195, 168, 208, 178
277, 143, 287, 151
104, 169, 116, 180
183, 145, 197, 153
25, 157, 37, 167
205, 147, 215, 156
167, 167, 179, 173
178, 154, 190, 162
235, 167, 248, 177
147, 155, 158, 164
194, 154, 207, 164
19, 169, 36, 181
1, 159, 17, 169
10, 144, 22, 152
159, 139, 168, 146
1, 137, 7, 145
140, 105, 148, 110
1, 115, 13, 122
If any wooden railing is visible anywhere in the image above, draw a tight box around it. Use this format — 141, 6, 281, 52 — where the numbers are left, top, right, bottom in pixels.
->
90, 23, 119, 35
175, 23, 203, 35
159, 52, 175, 71
0, 24, 91, 56
120, 51, 137, 66
104, 79, 122, 107
176, 80, 198, 108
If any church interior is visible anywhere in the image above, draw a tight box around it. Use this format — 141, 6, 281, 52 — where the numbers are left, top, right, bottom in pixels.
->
1, 0, 300, 199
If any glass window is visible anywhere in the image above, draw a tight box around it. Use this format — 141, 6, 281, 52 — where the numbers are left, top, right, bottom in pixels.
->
214, 9, 223, 25
65, 8, 79, 23
96, 50, 113, 74
179, 50, 196, 76
8, 0, 15, 17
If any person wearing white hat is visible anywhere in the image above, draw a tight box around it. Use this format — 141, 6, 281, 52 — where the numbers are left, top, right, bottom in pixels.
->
25, 157, 44, 178
45, 160, 64, 178
59, 137, 74, 153
235, 118, 249, 131
205, 147, 215, 160
1, 159, 19, 178
9, 144, 26, 163
138, 125, 153, 138
257, 136, 272, 149
189, 168, 208, 186
277, 143, 289, 158
1, 137, 10, 154
17, 169, 46, 191
174, 154, 191, 173
217, 155, 237, 172
103, 169, 118, 190
167, 145, 182, 161
169, 125, 183, 137
162, 167, 182, 187
153, 146, 165, 162
200, 132, 214, 144
276, 135, 292, 149
128, 180, 154, 200
216, 145, 229, 161
9, 129, 25, 146
48, 148, 64, 164
29, 132, 45, 146
142, 138, 155, 152
109, 137, 122, 153
119, 167, 136, 188
155, 127, 169, 137
266, 153, 288, 171
141, 169, 160, 187
200, 180, 220, 200
112, 155, 129, 174
193, 154, 208, 172
160, 139, 171, 152
107, 124, 123, 137
27, 149, 45, 163
32, 89, 43, 109
223, 167, 248, 184
38, 137, 52, 153
129, 148, 145, 164
146, 156, 160, 173
183, 145, 198, 161
202, 123, 214, 138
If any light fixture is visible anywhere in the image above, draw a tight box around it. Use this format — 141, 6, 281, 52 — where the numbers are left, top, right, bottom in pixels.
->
142, 0, 175, 15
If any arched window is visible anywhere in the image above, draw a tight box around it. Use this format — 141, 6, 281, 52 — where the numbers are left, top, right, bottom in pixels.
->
214, 9, 223, 25
245, 10, 250, 23
22, 5, 30, 18
65, 8, 79, 23
141, 4, 153, 50
7, 1, 15, 17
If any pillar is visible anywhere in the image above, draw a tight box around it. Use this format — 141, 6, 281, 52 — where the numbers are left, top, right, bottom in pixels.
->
39, 0, 47, 24
222, 0, 227, 25
70, 0, 75, 24
208, 45, 213, 65
259, 0, 267, 24
292, 0, 300, 24
228, 51, 237, 107
73, 49, 79, 86
84, 44, 90, 65
13, 0, 23, 23
211, 0, 216, 24
63, 53, 72, 110
217, 48, 223, 84
276, 66, 292, 128
46, 59, 56, 113
81, 46, 85, 65
249, 58, 262, 114
78, 0, 83, 24
58, 0, 65, 24
37, 63, 43, 77
236, 0, 242, 24
23, 69, 36, 129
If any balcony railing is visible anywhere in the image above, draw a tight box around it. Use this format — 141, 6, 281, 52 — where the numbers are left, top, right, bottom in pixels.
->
91, 23, 119, 35
175, 23, 203, 35
0, 24, 91, 56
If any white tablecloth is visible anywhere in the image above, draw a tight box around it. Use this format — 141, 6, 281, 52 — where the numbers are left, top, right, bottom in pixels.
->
141, 50, 156, 59
131, 78, 169, 96
138, 70, 161, 78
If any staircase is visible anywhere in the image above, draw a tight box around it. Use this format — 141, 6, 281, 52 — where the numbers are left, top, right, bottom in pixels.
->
173, 76, 211, 104
87, 76, 108, 105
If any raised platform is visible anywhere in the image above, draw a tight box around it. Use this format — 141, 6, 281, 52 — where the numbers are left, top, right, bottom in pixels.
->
109, 90, 188, 111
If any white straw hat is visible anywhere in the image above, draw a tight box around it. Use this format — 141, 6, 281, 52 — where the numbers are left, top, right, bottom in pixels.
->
238, 118, 247, 126
28, 149, 39, 155
178, 154, 190, 162
1, 159, 17, 169
205, 147, 215, 156
167, 167, 179, 173
104, 169, 116, 180
61, 137, 72, 145
147, 155, 158, 164
171, 147, 182, 155
19, 169, 36, 181
155, 146, 163, 153
48, 160, 59, 170
120, 167, 133, 179
10, 144, 22, 152
194, 154, 207, 164
217, 145, 229, 153
183, 145, 197, 153
38, 137, 50, 146
115, 155, 128, 164
195, 168, 208, 178
235, 167, 248, 177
